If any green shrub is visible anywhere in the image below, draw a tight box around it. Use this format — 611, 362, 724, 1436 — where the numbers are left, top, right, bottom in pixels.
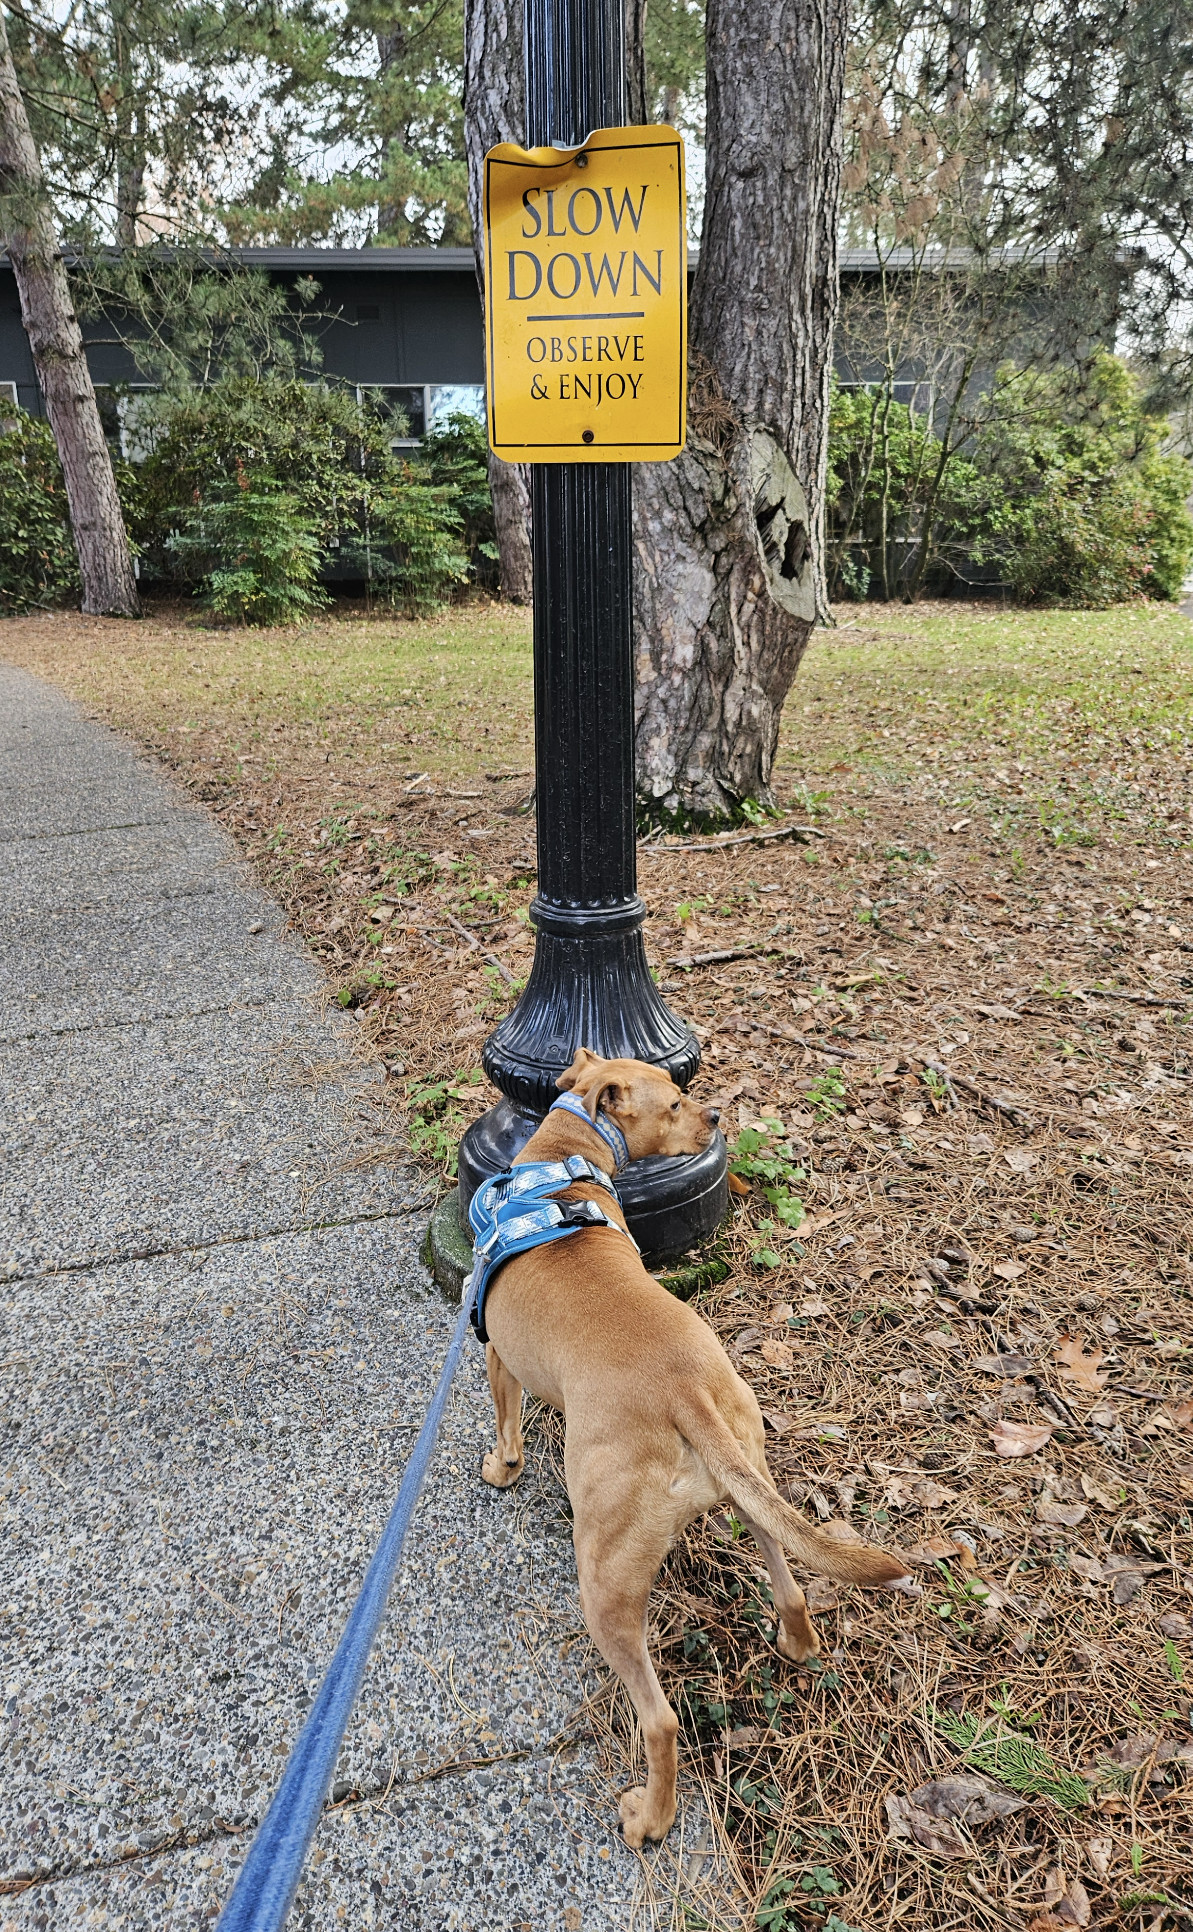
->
412, 409, 498, 585
346, 469, 476, 615
166, 470, 330, 624
958, 356, 1193, 607
135, 376, 467, 616
0, 407, 79, 614
826, 353, 1193, 607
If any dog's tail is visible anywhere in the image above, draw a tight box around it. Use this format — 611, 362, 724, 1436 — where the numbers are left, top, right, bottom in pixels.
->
679, 1396, 910, 1586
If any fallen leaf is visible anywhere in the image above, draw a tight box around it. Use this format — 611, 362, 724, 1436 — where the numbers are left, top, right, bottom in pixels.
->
1004, 1147, 1040, 1173
761, 1409, 794, 1434
724, 1724, 767, 1747
1105, 1732, 1193, 1769
805, 1577, 840, 1611
975, 1349, 1035, 1375
911, 1479, 959, 1507
975, 1003, 1021, 1022
1159, 1612, 1192, 1641
1167, 1398, 1193, 1428
799, 1296, 830, 1317
759, 1338, 794, 1369
1079, 1473, 1120, 1510
990, 1419, 1053, 1458
1069, 1555, 1104, 1583
884, 1794, 969, 1858
1086, 1838, 1113, 1878
727, 1172, 752, 1197
1036, 1496, 1088, 1528
901, 1390, 937, 1412
1042, 1868, 1066, 1907
1028, 1878, 1093, 1930
1055, 1336, 1109, 1392
906, 1533, 961, 1566
769, 1301, 794, 1322
1111, 1570, 1145, 1606
923, 1329, 965, 1350
991, 1258, 1029, 1282
901, 1107, 925, 1127
909, 1773, 1027, 1825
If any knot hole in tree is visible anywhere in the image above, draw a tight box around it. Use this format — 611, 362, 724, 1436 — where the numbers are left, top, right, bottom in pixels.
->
750, 428, 816, 622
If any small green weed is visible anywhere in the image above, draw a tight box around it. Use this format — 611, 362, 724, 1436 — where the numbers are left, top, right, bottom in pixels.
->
807, 1068, 847, 1118
675, 895, 712, 923
1164, 1639, 1185, 1684
405, 1068, 483, 1175
1038, 798, 1097, 847
788, 782, 831, 817
729, 1121, 807, 1247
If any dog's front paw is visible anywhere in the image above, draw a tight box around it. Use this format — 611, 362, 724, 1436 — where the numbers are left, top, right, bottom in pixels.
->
481, 1449, 524, 1488
618, 1785, 675, 1848
777, 1618, 820, 1664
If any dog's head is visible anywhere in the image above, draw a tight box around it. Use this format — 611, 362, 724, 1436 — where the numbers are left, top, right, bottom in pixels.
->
556, 1049, 720, 1159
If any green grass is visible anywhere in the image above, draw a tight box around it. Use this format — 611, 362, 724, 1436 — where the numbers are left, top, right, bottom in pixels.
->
7, 597, 1192, 825
782, 601, 1193, 788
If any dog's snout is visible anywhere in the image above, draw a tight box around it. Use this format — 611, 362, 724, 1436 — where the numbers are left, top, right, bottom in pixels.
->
705, 1106, 721, 1127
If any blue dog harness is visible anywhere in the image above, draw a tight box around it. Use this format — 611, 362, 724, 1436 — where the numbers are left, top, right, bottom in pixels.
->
465, 1097, 635, 1345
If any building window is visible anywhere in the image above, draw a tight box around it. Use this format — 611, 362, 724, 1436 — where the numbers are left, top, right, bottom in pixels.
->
429, 383, 484, 428
359, 383, 427, 445
357, 382, 485, 447
0, 380, 17, 409
837, 378, 933, 416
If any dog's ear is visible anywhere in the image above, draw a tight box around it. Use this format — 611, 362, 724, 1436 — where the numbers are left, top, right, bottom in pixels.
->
556, 1046, 599, 1092
596, 1078, 634, 1120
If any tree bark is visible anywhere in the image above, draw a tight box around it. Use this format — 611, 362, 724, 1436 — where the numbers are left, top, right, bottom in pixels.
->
625, 0, 647, 125
464, 0, 534, 603
0, 8, 139, 616
633, 0, 844, 818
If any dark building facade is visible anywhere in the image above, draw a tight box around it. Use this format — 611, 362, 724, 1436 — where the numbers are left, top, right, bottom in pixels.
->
1, 243, 1089, 444
0, 247, 487, 439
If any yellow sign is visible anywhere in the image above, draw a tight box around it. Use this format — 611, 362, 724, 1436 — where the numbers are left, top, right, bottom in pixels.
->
483, 125, 686, 463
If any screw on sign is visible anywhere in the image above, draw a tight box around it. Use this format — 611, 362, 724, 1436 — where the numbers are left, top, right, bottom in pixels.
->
483, 125, 687, 462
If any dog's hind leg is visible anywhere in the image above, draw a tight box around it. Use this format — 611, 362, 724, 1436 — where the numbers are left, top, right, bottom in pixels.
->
572, 1506, 680, 1847
740, 1516, 820, 1662
481, 1343, 525, 1488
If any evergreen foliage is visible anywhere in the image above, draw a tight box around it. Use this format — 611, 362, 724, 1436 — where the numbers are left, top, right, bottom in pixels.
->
133, 376, 468, 618
165, 471, 330, 624
412, 410, 498, 583
0, 408, 80, 615
827, 354, 1193, 606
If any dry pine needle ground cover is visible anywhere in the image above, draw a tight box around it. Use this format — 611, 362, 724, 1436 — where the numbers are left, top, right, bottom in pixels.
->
6, 596, 1193, 1932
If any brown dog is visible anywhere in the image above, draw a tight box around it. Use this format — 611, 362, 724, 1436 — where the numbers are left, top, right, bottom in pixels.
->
478, 1047, 910, 1847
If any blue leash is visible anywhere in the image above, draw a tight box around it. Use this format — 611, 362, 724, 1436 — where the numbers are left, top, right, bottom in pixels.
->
216, 1277, 477, 1932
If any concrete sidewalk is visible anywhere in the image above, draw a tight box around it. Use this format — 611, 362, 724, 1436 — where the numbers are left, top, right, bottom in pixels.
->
0, 665, 654, 1930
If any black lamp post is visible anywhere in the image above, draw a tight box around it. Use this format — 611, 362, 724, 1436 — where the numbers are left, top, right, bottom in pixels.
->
456, 0, 728, 1258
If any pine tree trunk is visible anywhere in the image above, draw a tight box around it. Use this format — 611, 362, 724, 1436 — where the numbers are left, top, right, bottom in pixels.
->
625, 0, 647, 125
0, 10, 139, 617
633, 0, 844, 818
464, 0, 534, 604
